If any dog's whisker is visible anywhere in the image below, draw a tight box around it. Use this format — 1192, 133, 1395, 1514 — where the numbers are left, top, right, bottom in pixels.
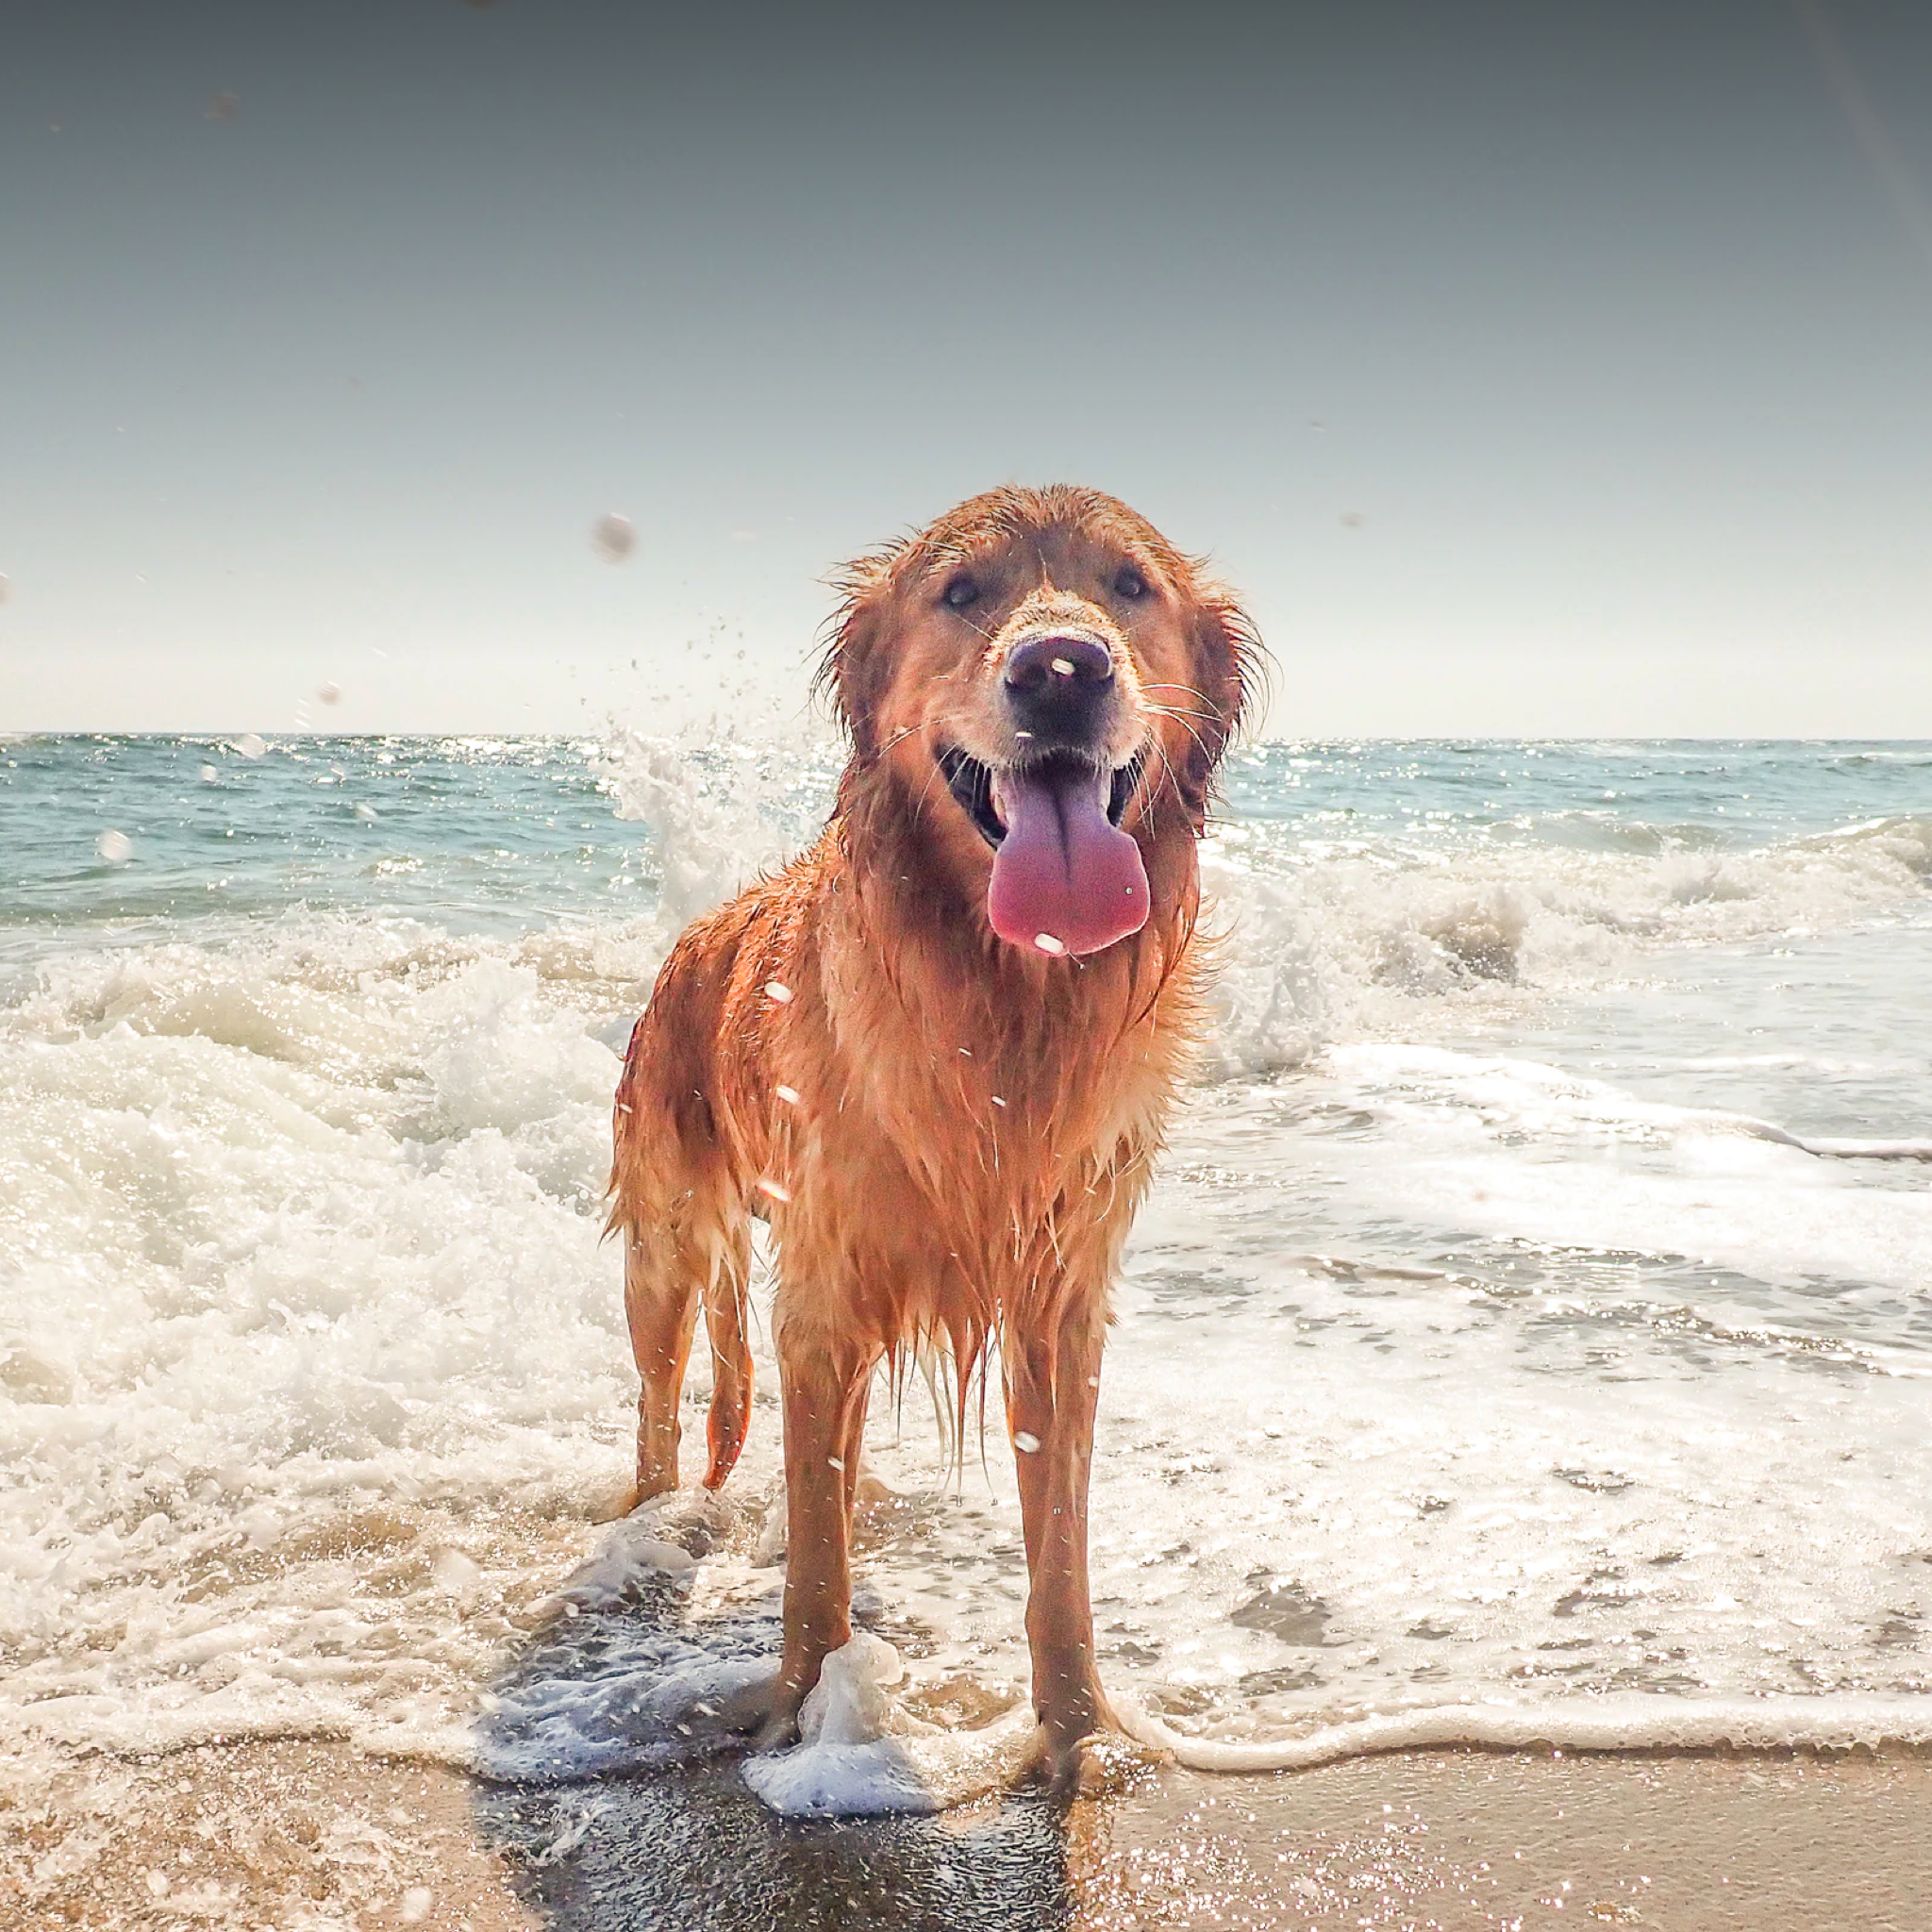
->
1146, 699, 1215, 736
1147, 703, 1214, 769
910, 754, 952, 827
1141, 730, 1185, 813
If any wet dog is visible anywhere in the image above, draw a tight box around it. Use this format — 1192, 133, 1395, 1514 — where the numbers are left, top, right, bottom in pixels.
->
608, 485, 1258, 1790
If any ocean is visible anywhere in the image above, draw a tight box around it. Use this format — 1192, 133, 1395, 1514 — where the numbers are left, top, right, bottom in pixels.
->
3, 732, 1929, 1802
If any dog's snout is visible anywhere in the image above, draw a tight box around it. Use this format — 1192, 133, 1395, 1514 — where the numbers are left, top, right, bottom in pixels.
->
1002, 632, 1115, 742
1004, 632, 1112, 694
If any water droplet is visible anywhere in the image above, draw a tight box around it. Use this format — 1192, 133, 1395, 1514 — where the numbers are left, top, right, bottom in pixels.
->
827, 1456, 845, 1472
236, 732, 266, 759
991, 1095, 1007, 1108
429, 1547, 480, 1596
204, 92, 239, 122
317, 681, 341, 706
399, 1887, 434, 1924
756, 1176, 791, 1204
774, 1085, 801, 1105
1014, 1431, 1041, 1454
198, 764, 219, 784
355, 802, 379, 822
591, 512, 636, 561
763, 980, 793, 1004
95, 830, 132, 865
1033, 933, 1066, 956
1051, 658, 1075, 677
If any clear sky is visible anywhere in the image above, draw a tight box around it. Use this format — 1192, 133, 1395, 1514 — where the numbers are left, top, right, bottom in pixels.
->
3, 1, 1929, 738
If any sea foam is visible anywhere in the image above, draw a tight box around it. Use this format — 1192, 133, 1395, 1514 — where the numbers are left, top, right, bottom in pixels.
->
3, 735, 1928, 1803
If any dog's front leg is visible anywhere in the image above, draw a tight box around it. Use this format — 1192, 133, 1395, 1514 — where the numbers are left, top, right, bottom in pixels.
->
1007, 1303, 1120, 1790
760, 1323, 875, 1747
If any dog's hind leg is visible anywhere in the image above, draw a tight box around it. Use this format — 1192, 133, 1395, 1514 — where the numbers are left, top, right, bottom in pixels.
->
620, 1160, 753, 1501
699, 1224, 754, 1489
623, 1231, 701, 1501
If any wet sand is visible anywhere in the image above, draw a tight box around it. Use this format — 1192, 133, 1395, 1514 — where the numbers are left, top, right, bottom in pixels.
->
1074, 1750, 1931, 1929
9, 1740, 1928, 1930
2, 1740, 535, 1931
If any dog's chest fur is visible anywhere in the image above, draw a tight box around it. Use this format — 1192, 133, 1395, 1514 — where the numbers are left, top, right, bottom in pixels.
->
739, 857, 1191, 1345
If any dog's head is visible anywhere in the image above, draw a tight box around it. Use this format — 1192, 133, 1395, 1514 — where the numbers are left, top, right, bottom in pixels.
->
821, 486, 1260, 958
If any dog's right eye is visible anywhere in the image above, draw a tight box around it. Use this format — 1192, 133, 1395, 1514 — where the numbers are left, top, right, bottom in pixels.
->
942, 575, 979, 609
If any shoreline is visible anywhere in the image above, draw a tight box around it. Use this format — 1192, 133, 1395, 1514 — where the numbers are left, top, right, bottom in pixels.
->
9, 1738, 1929, 1930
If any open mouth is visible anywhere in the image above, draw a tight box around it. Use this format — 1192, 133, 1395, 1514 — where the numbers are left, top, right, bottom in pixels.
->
936, 745, 1142, 849
936, 741, 1154, 956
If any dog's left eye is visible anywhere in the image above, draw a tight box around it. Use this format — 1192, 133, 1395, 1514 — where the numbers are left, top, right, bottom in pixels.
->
1113, 566, 1147, 599
943, 575, 980, 609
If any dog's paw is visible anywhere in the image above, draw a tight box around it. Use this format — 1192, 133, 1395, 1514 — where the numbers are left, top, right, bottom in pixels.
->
1021, 1721, 1166, 1801
587, 1477, 643, 1524
629, 1482, 743, 1557
709, 1673, 804, 1753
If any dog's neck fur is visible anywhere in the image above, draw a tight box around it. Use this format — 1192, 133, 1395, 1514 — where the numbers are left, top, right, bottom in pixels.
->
813, 758, 1206, 1191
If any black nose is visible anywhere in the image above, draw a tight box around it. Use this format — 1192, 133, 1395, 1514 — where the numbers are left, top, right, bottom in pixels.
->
1002, 632, 1115, 745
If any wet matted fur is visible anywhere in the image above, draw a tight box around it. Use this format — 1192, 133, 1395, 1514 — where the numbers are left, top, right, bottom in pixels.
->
608, 484, 1260, 1790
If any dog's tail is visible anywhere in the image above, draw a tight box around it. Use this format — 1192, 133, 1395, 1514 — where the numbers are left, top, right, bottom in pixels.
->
699, 1242, 754, 1489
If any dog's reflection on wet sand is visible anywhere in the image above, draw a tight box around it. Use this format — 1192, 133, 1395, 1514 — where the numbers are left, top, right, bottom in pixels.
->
478, 1762, 1080, 1932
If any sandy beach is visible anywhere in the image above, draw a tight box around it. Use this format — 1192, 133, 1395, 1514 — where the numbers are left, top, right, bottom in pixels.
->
8, 1739, 1928, 1930
1075, 1749, 1932, 1929
3, 1740, 534, 1932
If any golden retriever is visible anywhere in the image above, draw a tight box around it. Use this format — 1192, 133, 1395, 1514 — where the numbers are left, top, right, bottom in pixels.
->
608, 484, 1258, 1791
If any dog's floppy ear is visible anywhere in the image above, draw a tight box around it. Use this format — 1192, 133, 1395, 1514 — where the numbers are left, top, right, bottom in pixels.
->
814, 544, 903, 760
1185, 582, 1268, 792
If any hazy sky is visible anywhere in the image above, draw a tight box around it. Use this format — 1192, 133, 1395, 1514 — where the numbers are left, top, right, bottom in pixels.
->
3, 1, 1929, 737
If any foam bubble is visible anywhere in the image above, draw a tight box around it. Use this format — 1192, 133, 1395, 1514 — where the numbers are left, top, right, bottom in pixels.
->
742, 1635, 1033, 1818
0, 926, 647, 1759
1201, 813, 1932, 1074
1120, 1690, 1932, 1773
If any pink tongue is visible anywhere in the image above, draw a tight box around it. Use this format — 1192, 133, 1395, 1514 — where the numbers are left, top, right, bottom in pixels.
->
987, 765, 1149, 957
